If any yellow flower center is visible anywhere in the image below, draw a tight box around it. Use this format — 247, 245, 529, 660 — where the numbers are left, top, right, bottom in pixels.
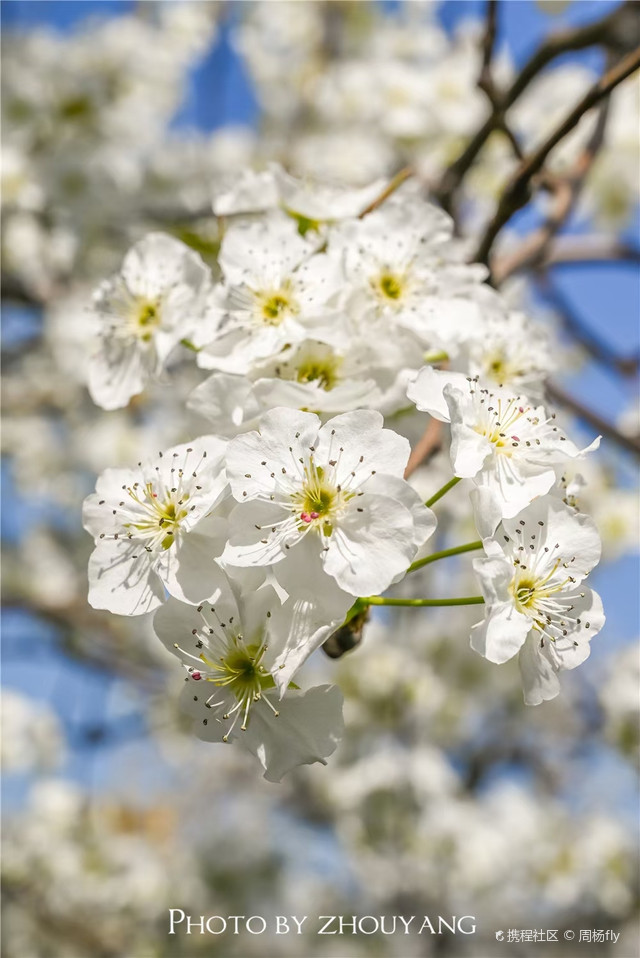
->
377, 271, 404, 300
295, 355, 340, 390
133, 299, 161, 342
257, 283, 299, 325
126, 483, 189, 549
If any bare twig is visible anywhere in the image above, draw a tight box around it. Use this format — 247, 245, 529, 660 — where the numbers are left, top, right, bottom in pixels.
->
541, 235, 640, 267
473, 46, 640, 270
358, 165, 414, 218
404, 418, 443, 478
492, 96, 610, 283
435, 1, 638, 215
546, 381, 640, 456
476, 1, 524, 163
478, 0, 499, 98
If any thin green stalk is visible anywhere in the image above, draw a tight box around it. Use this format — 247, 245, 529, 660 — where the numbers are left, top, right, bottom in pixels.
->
180, 338, 200, 352
363, 596, 484, 608
425, 475, 461, 508
408, 540, 483, 575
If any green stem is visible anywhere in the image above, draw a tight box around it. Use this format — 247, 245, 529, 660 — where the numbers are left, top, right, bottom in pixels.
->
425, 475, 462, 508
407, 540, 483, 575
363, 596, 485, 608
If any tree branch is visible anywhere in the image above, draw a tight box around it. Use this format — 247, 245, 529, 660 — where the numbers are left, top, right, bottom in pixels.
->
478, 0, 499, 99
358, 165, 414, 217
404, 417, 443, 478
473, 45, 640, 270
546, 381, 640, 457
435, 1, 639, 215
541, 235, 640, 267
491, 95, 610, 283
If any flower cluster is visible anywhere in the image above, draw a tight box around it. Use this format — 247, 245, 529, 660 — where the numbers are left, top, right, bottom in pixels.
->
83, 171, 604, 779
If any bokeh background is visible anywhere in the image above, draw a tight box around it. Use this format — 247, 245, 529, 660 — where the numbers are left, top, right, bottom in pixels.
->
1, 2, 639, 956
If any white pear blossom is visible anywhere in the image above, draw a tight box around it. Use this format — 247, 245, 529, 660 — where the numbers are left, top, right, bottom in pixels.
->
88, 233, 211, 410
328, 196, 486, 352
470, 498, 605, 705
83, 437, 229, 615
1, 690, 65, 773
188, 338, 398, 435
197, 213, 343, 374
213, 162, 386, 223
408, 368, 599, 521
463, 286, 555, 398
223, 407, 436, 596
153, 581, 344, 781
290, 129, 396, 188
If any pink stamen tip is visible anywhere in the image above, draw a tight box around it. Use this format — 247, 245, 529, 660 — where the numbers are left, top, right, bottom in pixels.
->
518, 407, 525, 413
309, 512, 320, 519
191, 671, 202, 681
301, 512, 312, 523
511, 435, 520, 441
152, 493, 158, 498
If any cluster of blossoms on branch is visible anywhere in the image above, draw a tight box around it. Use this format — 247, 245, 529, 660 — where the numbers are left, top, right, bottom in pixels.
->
82, 167, 604, 780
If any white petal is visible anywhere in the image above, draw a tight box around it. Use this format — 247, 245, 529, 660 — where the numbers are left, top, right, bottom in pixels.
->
474, 458, 557, 519
242, 685, 344, 782
406, 366, 468, 422
226, 408, 319, 501
470, 600, 531, 664
223, 500, 296, 567
157, 532, 228, 605
88, 340, 154, 411
88, 540, 165, 616
154, 582, 236, 666
323, 494, 416, 595
188, 373, 262, 433
122, 232, 208, 301
449, 421, 492, 478
502, 498, 601, 578
365, 473, 437, 557
270, 537, 353, 690
469, 486, 504, 541
472, 554, 514, 605
316, 410, 410, 483
518, 634, 562, 706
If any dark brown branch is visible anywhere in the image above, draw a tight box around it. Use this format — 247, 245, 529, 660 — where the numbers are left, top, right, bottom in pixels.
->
1, 276, 44, 308
476, 2, 525, 163
492, 96, 610, 283
546, 381, 640, 457
478, 0, 499, 98
473, 46, 640, 269
435, 1, 638, 215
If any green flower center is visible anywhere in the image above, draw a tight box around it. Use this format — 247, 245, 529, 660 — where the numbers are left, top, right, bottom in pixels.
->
134, 299, 161, 342
126, 483, 189, 549
513, 576, 538, 610
258, 284, 298, 326
208, 643, 270, 697
295, 356, 340, 390
292, 462, 354, 534
378, 272, 403, 300
199, 640, 276, 737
